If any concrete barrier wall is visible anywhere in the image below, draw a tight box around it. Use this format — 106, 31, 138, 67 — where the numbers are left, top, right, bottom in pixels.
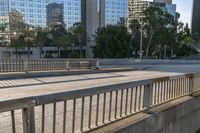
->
99, 59, 200, 66
114, 96, 200, 133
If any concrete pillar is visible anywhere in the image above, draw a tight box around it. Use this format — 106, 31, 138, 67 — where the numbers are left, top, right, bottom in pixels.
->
85, 0, 98, 58
81, 0, 105, 58
99, 0, 106, 27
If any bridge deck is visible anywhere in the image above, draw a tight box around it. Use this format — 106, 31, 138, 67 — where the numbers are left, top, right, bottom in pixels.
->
0, 64, 200, 132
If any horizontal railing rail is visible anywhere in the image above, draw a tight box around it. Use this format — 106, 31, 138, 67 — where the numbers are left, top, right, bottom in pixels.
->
0, 73, 200, 133
0, 58, 98, 72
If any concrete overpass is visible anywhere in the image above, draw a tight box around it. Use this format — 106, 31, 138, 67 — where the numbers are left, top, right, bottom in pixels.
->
0, 59, 200, 133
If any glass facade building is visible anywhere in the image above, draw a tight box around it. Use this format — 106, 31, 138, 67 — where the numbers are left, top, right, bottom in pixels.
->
0, 0, 128, 57
191, 0, 200, 35
105, 0, 128, 25
0, 0, 128, 28
0, 0, 81, 28
153, 2, 176, 19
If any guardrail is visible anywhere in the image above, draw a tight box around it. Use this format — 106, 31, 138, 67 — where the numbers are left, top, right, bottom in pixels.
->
0, 58, 98, 72
99, 59, 200, 66
0, 73, 200, 133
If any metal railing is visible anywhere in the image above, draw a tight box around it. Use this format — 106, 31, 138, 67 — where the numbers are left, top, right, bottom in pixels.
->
0, 58, 98, 72
0, 73, 199, 133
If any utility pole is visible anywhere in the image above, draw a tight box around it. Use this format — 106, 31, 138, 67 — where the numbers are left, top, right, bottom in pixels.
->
164, 45, 167, 59
139, 2, 143, 59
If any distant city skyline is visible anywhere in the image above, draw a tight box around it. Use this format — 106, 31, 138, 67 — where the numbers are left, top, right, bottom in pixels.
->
173, 0, 193, 27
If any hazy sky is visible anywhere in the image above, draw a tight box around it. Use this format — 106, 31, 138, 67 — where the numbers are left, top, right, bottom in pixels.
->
173, 0, 193, 27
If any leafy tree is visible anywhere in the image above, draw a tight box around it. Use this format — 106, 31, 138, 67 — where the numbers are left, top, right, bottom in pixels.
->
50, 24, 68, 57
9, 10, 26, 58
10, 34, 25, 58
23, 24, 37, 58
93, 25, 132, 58
70, 22, 85, 57
34, 28, 50, 58
175, 23, 197, 56
143, 7, 176, 57
129, 19, 141, 58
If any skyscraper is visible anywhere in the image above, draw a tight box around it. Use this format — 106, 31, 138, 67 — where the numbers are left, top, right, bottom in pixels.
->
191, 0, 200, 35
46, 3, 64, 27
128, 0, 176, 27
0, 0, 128, 57
128, 0, 152, 26
105, 0, 128, 25
0, 0, 81, 28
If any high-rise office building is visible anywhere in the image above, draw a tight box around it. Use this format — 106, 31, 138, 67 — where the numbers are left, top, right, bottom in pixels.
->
128, 0, 152, 26
105, 0, 128, 25
153, 2, 176, 18
191, 0, 200, 35
0, 0, 81, 28
46, 3, 64, 27
128, 0, 176, 27
0, 0, 128, 57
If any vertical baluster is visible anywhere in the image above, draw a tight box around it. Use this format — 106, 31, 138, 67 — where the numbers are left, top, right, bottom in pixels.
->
154, 83, 157, 105
125, 89, 129, 115
11, 110, 16, 133
130, 88, 134, 113
180, 78, 183, 96
165, 81, 168, 101
172, 80, 175, 98
53, 103, 56, 133
138, 86, 142, 110
115, 90, 118, 119
72, 99, 76, 133
163, 81, 166, 102
134, 87, 138, 112
63, 101, 67, 133
157, 82, 160, 104
120, 89, 124, 117
109, 91, 112, 121
88, 96, 92, 129
175, 79, 178, 98
102, 93, 106, 123
81, 97, 85, 131
161, 82, 164, 102
177, 79, 180, 97
96, 94, 100, 126
41, 105, 45, 133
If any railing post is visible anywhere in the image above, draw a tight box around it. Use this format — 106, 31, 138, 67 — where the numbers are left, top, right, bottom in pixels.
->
95, 59, 100, 69
24, 59, 28, 73
22, 107, 35, 133
144, 83, 153, 113
189, 74, 194, 93
66, 60, 70, 70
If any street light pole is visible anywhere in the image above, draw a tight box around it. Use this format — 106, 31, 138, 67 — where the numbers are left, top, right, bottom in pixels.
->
139, 3, 143, 60
140, 24, 143, 59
